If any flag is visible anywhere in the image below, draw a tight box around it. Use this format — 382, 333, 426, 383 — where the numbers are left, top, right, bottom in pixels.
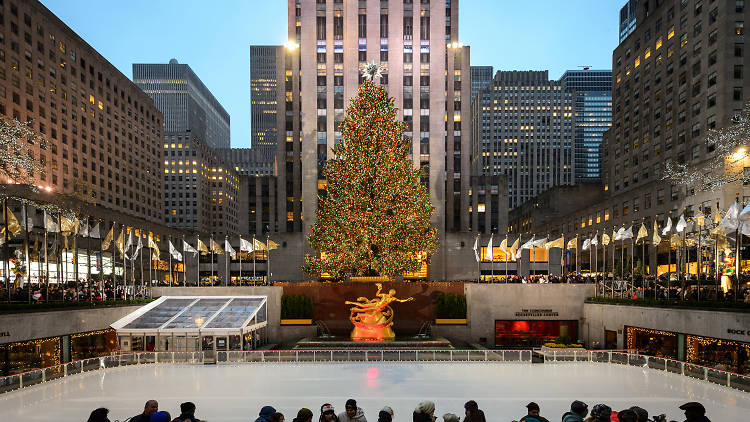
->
78, 220, 89, 237
602, 233, 611, 246
267, 239, 280, 250
670, 233, 683, 246
676, 214, 687, 233
499, 237, 510, 256
510, 236, 520, 260
115, 229, 124, 254
240, 237, 254, 253
695, 209, 705, 227
210, 238, 224, 254
60, 215, 79, 235
591, 234, 599, 246
545, 236, 564, 249
652, 220, 662, 245
124, 229, 134, 253
132, 235, 143, 261
636, 223, 648, 243
472, 235, 479, 262
662, 217, 673, 236
582, 238, 591, 250
44, 212, 59, 232
532, 237, 548, 248
253, 238, 267, 251
148, 234, 160, 261
197, 238, 209, 255
614, 227, 625, 241
612, 229, 618, 242
4, 208, 21, 236
566, 237, 577, 250
484, 235, 493, 261
714, 207, 722, 225
739, 201, 750, 224
720, 202, 740, 230
225, 239, 236, 259
183, 240, 198, 256
102, 224, 114, 250
89, 222, 100, 239
169, 240, 183, 261
622, 225, 634, 239
520, 236, 535, 250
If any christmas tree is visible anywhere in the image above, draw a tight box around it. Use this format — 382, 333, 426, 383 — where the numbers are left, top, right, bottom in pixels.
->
304, 68, 439, 279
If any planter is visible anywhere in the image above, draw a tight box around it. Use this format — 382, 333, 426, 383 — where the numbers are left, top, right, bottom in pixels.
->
280, 319, 313, 325
434, 318, 467, 325
350, 276, 392, 283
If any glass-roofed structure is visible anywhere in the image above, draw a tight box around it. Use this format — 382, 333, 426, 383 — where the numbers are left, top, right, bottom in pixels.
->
111, 296, 268, 352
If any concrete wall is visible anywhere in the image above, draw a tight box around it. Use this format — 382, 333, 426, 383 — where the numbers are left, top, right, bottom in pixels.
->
0, 306, 141, 344
462, 284, 596, 346
583, 303, 750, 349
151, 286, 284, 343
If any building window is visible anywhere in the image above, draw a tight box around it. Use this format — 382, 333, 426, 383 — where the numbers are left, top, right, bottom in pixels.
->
734, 87, 744, 101
736, 22, 745, 35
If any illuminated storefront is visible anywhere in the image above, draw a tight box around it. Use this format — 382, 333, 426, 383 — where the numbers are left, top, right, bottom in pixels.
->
495, 320, 578, 348
626, 326, 679, 359
687, 334, 750, 375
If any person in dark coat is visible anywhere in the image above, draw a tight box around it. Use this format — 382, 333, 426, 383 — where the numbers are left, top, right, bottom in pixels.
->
256, 406, 278, 422
617, 409, 638, 422
87, 408, 110, 422
679, 402, 711, 422
377, 411, 392, 422
629, 406, 648, 422
130, 400, 159, 422
589, 404, 612, 422
413, 401, 436, 422
293, 408, 314, 422
171, 402, 198, 422
320, 404, 339, 422
270, 413, 285, 422
515, 402, 549, 422
561, 401, 588, 422
150, 411, 171, 422
463, 400, 485, 422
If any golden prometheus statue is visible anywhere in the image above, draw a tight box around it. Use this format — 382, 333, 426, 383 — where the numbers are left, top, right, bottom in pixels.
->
345, 283, 414, 341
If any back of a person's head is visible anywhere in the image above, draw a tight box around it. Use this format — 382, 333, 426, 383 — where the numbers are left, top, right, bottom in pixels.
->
181, 402, 196, 415
150, 411, 171, 422
87, 407, 109, 422
378, 410, 393, 422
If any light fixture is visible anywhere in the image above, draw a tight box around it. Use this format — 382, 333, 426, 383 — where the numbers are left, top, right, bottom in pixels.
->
733, 147, 747, 161
284, 40, 299, 50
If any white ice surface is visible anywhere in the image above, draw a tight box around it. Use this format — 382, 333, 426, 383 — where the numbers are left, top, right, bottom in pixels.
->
0, 362, 748, 421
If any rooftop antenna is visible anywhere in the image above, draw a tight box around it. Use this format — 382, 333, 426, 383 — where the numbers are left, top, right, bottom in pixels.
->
578, 65, 592, 70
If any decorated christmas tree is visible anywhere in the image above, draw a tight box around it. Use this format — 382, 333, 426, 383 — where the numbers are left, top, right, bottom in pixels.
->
303, 64, 439, 279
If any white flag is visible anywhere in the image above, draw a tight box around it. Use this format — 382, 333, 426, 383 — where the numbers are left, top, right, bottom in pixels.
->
662, 217, 673, 236
183, 240, 198, 256
532, 237, 548, 248
89, 222, 100, 239
124, 230, 133, 253
720, 201, 740, 230
240, 237, 254, 253
676, 214, 687, 233
132, 235, 143, 261
78, 220, 89, 237
225, 239, 237, 259
169, 240, 183, 261
472, 235, 479, 262
44, 211, 59, 232
621, 225, 634, 239
484, 235, 493, 261
582, 238, 591, 250
591, 234, 599, 246
520, 236, 535, 250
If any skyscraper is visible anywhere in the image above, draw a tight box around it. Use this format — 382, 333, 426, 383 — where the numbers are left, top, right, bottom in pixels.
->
280, 0, 473, 279
470, 66, 493, 101
472, 71, 575, 209
250, 45, 284, 158
133, 60, 230, 150
560, 69, 612, 183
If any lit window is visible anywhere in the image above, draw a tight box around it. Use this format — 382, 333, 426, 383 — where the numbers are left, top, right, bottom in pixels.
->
634, 57, 641, 67
89, 95, 94, 104
656, 37, 663, 50
668, 26, 675, 39
644, 48, 651, 59
478, 204, 486, 212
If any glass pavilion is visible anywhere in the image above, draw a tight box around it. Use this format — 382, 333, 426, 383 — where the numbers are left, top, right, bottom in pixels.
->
111, 296, 268, 352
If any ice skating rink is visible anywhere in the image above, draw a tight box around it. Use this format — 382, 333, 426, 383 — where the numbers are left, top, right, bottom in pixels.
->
0, 362, 747, 421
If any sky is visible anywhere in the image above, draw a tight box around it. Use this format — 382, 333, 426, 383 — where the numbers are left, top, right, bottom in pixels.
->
40, 0, 621, 149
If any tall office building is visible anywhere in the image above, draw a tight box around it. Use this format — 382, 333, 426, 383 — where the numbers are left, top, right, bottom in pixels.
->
560, 69, 612, 182
472, 71, 575, 209
0, 0, 164, 223
620, 0, 638, 43
470, 66, 493, 101
133, 62, 239, 235
250, 46, 284, 159
133, 60, 230, 150
280, 0, 474, 279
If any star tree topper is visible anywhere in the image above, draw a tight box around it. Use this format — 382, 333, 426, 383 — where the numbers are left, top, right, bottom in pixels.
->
360, 60, 386, 81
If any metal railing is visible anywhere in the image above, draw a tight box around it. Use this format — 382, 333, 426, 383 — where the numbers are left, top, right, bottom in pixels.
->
541, 349, 750, 393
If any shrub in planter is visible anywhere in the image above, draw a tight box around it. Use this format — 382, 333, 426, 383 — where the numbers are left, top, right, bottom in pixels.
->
281, 295, 314, 319
434, 293, 467, 319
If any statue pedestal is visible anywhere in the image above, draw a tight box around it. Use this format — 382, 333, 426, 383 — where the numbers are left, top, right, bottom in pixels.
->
350, 325, 395, 341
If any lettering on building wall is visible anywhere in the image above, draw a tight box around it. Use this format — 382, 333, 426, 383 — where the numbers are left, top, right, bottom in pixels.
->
727, 329, 748, 337
514, 309, 559, 317
0, 331, 10, 337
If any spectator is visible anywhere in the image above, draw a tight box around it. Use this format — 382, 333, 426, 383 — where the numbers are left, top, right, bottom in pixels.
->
339, 399, 367, 422
629, 406, 648, 422
589, 404, 612, 422
443, 413, 459, 422
320, 403, 338, 422
380, 407, 394, 419
378, 410, 392, 422
413, 400, 436, 422
270, 413, 285, 422
130, 400, 159, 422
87, 408, 110, 422
679, 402, 711, 422
515, 402, 549, 422
171, 402, 198, 422
617, 409, 638, 422
463, 400, 486, 422
150, 411, 171, 422
562, 401, 588, 422
293, 408, 314, 422
256, 406, 278, 422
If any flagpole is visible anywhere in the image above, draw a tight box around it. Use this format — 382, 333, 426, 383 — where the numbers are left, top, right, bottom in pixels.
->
110, 223, 115, 300
97, 219, 103, 299
23, 202, 31, 303
210, 234, 214, 286
546, 233, 551, 280
631, 235, 635, 298
139, 233, 144, 298
149, 233, 154, 290
603, 235, 606, 296
225, 235, 229, 287
505, 234, 509, 281
169, 235, 173, 287
56, 215, 62, 300
239, 236, 243, 284
620, 235, 624, 299
611, 228, 615, 298
2, 199, 10, 302
85, 217, 91, 301
197, 234, 201, 287
43, 213, 49, 302
491, 234, 495, 282
253, 234, 257, 282
575, 234, 579, 277
266, 234, 271, 284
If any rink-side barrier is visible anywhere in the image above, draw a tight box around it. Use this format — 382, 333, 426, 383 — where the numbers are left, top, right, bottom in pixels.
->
1, 349, 748, 395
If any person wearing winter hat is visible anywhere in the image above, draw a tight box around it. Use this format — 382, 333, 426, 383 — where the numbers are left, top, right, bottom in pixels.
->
339, 399, 367, 422
561, 401, 588, 422
380, 407, 394, 418
270, 413, 285, 422
629, 406, 648, 422
320, 404, 339, 422
256, 406, 278, 422
443, 413, 460, 422
514, 402, 549, 422
378, 410, 392, 422
150, 411, 171, 422
463, 400, 485, 422
413, 401, 436, 422
589, 404, 612, 422
293, 408, 314, 422
679, 402, 711, 422
617, 409, 638, 422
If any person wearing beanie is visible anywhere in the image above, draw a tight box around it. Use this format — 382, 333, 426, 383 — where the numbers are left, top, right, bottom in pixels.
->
87, 408, 110, 422
293, 408, 314, 422
561, 401, 588, 422
150, 411, 171, 422
338, 399, 367, 422
513, 402, 549, 422
380, 407, 394, 418
171, 401, 198, 422
589, 404, 612, 422
443, 413, 460, 422
270, 413, 285, 422
413, 400, 436, 422
629, 406, 648, 422
378, 410, 392, 422
320, 403, 339, 422
617, 409, 638, 422
256, 406, 278, 422
463, 400, 485, 422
